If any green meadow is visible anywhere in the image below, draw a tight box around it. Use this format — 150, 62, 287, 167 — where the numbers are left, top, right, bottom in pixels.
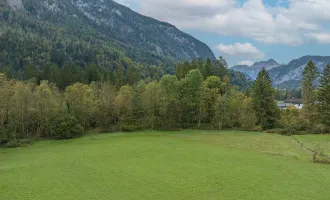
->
1, 130, 330, 200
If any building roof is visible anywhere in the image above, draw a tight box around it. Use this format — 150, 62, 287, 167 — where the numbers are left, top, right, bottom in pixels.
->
283, 97, 303, 104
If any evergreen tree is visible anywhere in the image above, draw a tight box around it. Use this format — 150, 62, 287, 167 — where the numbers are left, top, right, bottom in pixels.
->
302, 60, 319, 123
252, 68, 279, 129
204, 58, 212, 79
126, 65, 140, 85
219, 56, 228, 68
317, 64, 330, 126
115, 62, 124, 89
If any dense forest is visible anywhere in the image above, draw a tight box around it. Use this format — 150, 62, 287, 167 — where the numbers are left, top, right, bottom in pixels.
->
0, 7, 250, 90
1, 60, 330, 147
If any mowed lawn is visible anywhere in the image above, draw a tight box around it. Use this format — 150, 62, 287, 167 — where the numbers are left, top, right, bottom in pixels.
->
1, 131, 330, 200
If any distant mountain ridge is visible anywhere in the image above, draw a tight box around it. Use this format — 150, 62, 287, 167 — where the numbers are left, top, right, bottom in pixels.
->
231, 59, 282, 79
232, 56, 330, 89
269, 56, 330, 88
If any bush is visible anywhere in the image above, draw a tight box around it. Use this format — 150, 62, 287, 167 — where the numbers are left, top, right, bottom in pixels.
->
3, 140, 22, 148
2, 139, 33, 148
51, 115, 84, 139
311, 124, 330, 134
120, 124, 138, 132
277, 119, 311, 135
267, 128, 286, 134
312, 145, 330, 164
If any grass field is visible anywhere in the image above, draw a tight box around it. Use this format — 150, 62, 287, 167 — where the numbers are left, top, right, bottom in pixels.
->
1, 130, 330, 200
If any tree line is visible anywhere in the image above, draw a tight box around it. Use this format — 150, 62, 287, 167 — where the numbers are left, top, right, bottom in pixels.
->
0, 61, 256, 147
279, 61, 330, 134
1, 60, 330, 147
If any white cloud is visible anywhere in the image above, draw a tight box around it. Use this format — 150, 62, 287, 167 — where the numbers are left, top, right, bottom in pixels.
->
118, 0, 330, 46
305, 33, 330, 44
216, 43, 264, 59
238, 60, 254, 66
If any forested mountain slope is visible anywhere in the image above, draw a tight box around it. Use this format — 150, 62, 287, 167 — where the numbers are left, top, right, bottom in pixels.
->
0, 0, 253, 91
0, 0, 215, 69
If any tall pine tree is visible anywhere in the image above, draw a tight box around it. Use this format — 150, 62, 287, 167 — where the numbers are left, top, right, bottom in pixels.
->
317, 64, 330, 126
115, 62, 124, 89
302, 60, 319, 123
252, 68, 278, 129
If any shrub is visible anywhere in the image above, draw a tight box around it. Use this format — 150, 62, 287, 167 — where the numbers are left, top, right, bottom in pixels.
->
51, 115, 84, 139
120, 124, 138, 132
2, 139, 33, 148
311, 124, 330, 134
3, 140, 22, 148
312, 145, 330, 164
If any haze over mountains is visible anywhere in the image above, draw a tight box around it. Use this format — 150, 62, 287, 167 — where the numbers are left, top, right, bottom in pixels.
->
232, 56, 330, 88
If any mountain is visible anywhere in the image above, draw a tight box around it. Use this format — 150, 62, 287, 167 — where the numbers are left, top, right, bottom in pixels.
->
0, 0, 215, 74
269, 56, 330, 88
232, 56, 330, 89
231, 59, 281, 80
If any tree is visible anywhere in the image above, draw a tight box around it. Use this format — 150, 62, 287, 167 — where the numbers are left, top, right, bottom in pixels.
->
204, 58, 212, 79
85, 64, 100, 83
280, 105, 300, 127
113, 85, 134, 124
212, 59, 227, 78
202, 76, 222, 123
302, 60, 319, 123
35, 81, 63, 138
51, 115, 84, 139
0, 74, 15, 143
252, 68, 279, 129
159, 75, 180, 129
93, 82, 116, 129
180, 69, 204, 126
65, 83, 96, 128
213, 94, 229, 130
10, 81, 35, 138
317, 64, 330, 126
240, 97, 257, 130
176, 63, 184, 80
142, 82, 160, 129
126, 65, 140, 85
115, 62, 124, 89
219, 56, 228, 68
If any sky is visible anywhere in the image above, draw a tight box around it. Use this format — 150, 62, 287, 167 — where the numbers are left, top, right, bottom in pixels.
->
114, 0, 330, 67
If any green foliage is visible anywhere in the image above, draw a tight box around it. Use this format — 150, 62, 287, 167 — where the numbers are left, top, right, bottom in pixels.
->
175, 58, 252, 90
114, 85, 134, 123
51, 115, 84, 140
180, 69, 204, 125
65, 83, 96, 128
252, 68, 279, 129
212, 95, 230, 130
302, 60, 319, 123
317, 64, 330, 126
280, 106, 300, 127
310, 124, 330, 135
120, 124, 139, 132
240, 97, 257, 130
